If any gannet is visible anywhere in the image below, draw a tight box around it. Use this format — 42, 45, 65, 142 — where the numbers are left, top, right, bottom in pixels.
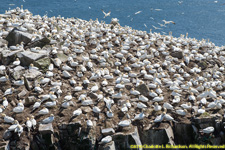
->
2, 113, 14, 123
118, 120, 131, 127
101, 136, 112, 144
73, 108, 82, 116
153, 102, 162, 111
202, 126, 214, 134
26, 117, 32, 132
38, 107, 49, 115
41, 114, 54, 124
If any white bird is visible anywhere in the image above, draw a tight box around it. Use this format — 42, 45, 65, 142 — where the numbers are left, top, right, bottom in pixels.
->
30, 115, 36, 129
38, 107, 49, 115
202, 126, 214, 134
154, 113, 164, 122
2, 114, 14, 123
13, 58, 20, 66
135, 11, 142, 15
176, 109, 187, 116
162, 20, 175, 25
73, 108, 82, 116
87, 120, 93, 127
153, 94, 164, 102
163, 102, 173, 110
101, 136, 112, 144
101, 9, 111, 18
139, 95, 148, 102
153, 102, 162, 111
26, 117, 32, 132
41, 114, 54, 124
137, 102, 147, 109
130, 88, 140, 95
133, 111, 145, 120
32, 99, 41, 110
106, 110, 114, 118
2, 97, 8, 108
13, 106, 24, 113
93, 106, 101, 113
118, 120, 131, 127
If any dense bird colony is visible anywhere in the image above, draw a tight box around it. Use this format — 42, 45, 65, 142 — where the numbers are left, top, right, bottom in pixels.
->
0, 6, 225, 142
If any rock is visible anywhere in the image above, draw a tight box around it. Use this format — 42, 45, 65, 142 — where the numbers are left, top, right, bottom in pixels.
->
81, 106, 92, 113
10, 66, 25, 80
24, 69, 42, 80
98, 141, 116, 150
0, 38, 8, 47
136, 84, 149, 97
139, 123, 170, 145
0, 49, 22, 65
171, 51, 183, 59
17, 51, 47, 66
101, 128, 115, 136
24, 76, 32, 91
112, 131, 138, 150
26, 37, 50, 49
56, 53, 68, 63
18, 88, 28, 99
39, 123, 54, 134
88, 92, 98, 100
125, 83, 133, 90
5, 28, 32, 46
33, 57, 51, 72
25, 96, 36, 106
198, 60, 208, 70
3, 130, 12, 140
174, 122, 194, 145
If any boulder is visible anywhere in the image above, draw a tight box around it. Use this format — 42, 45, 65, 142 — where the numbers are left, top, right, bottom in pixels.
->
5, 28, 32, 46
0, 39, 8, 47
171, 51, 183, 59
25, 96, 36, 106
39, 123, 54, 134
18, 88, 28, 99
197, 61, 208, 70
33, 57, 51, 72
17, 51, 47, 66
174, 122, 194, 145
3, 131, 12, 140
98, 141, 116, 150
139, 123, 170, 145
26, 37, 50, 49
0, 49, 22, 65
56, 53, 68, 63
136, 84, 149, 97
24, 69, 42, 80
10, 66, 25, 80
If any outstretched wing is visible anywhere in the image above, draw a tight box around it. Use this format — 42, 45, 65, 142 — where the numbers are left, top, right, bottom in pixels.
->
101, 9, 106, 15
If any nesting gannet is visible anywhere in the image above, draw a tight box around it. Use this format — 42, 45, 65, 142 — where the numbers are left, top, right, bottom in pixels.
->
101, 136, 112, 144
8, 120, 19, 131
2, 113, 14, 123
202, 126, 214, 134
163, 102, 173, 110
181, 102, 192, 109
118, 120, 131, 127
93, 106, 101, 113
13, 77, 24, 86
139, 95, 148, 102
176, 109, 187, 116
107, 110, 114, 118
32, 99, 41, 111
12, 58, 20, 66
153, 102, 162, 111
197, 106, 205, 114
41, 114, 54, 124
153, 94, 164, 102
73, 108, 82, 116
38, 107, 49, 115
